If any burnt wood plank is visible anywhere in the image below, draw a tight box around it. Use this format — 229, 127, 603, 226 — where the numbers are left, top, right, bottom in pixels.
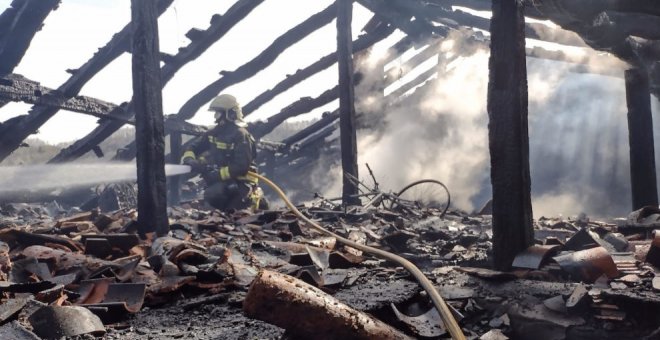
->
626, 68, 658, 210
131, 0, 168, 236
487, 0, 534, 270
337, 0, 360, 205
0, 0, 60, 76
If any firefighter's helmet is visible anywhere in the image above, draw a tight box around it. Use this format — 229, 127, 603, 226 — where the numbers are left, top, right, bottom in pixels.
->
208, 94, 244, 125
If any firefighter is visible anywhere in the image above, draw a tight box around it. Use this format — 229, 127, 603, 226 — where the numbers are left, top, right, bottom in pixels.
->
181, 94, 266, 211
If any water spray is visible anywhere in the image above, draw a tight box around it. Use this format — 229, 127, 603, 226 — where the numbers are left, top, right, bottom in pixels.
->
0, 162, 190, 194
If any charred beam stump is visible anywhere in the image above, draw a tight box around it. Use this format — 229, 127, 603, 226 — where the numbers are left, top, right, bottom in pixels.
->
0, 0, 60, 76
131, 0, 168, 237
337, 0, 359, 206
487, 0, 534, 270
625, 68, 658, 210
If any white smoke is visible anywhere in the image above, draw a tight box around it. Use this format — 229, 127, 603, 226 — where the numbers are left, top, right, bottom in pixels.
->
311, 31, 654, 219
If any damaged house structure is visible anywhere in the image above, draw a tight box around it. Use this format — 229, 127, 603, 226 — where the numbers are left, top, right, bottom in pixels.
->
0, 0, 660, 339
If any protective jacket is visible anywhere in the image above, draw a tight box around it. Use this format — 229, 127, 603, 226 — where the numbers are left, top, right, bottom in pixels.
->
182, 123, 257, 184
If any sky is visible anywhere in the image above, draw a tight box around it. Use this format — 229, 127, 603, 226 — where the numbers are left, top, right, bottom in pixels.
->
0, 0, 390, 144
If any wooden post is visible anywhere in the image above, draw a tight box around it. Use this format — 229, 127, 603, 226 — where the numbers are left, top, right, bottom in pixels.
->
168, 131, 182, 205
337, 0, 360, 206
625, 68, 658, 210
131, 0, 169, 237
487, 0, 534, 270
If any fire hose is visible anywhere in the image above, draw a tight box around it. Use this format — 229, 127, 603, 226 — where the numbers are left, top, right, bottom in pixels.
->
249, 172, 466, 340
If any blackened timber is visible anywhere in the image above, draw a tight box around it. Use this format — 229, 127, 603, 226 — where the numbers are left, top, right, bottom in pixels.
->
249, 87, 339, 139
242, 18, 393, 116
48, 0, 259, 163
337, 0, 359, 206
160, 0, 264, 84
0, 0, 59, 76
0, 0, 174, 163
282, 111, 340, 146
530, 0, 660, 19
176, 3, 338, 120
387, 65, 437, 100
0, 74, 116, 116
51, 114, 205, 162
131, 0, 168, 237
487, 0, 533, 270
593, 11, 660, 42
625, 68, 658, 210
387, 1, 587, 48
357, 0, 448, 38
384, 40, 442, 86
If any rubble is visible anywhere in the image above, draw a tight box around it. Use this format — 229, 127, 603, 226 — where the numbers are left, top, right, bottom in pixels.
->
0, 201, 659, 339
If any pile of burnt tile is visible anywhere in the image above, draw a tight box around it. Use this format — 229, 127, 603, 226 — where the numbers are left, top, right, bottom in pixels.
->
0, 201, 659, 339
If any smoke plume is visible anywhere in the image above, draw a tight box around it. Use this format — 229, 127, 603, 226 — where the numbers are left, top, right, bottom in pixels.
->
312, 29, 653, 219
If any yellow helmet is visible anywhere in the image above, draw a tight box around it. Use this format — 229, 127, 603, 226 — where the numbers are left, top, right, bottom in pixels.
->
208, 94, 244, 124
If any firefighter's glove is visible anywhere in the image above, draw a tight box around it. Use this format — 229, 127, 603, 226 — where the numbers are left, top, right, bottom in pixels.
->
183, 158, 201, 173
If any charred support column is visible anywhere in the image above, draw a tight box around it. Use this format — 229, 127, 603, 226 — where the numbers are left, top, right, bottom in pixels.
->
625, 68, 658, 210
487, 0, 533, 270
337, 0, 360, 205
168, 131, 182, 205
131, 0, 169, 236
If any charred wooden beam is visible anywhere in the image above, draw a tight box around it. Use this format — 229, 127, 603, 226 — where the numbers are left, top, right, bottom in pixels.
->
159, 0, 264, 84
357, 0, 448, 39
434, 0, 491, 12
384, 40, 443, 86
337, 0, 360, 206
625, 68, 658, 210
487, 0, 534, 270
249, 87, 338, 139
529, 0, 660, 20
0, 74, 116, 116
0, 0, 60, 76
51, 114, 205, 162
242, 17, 394, 116
48, 0, 261, 163
131, 0, 168, 237
386, 1, 587, 48
592, 11, 660, 41
0, 0, 174, 163
387, 65, 437, 100
282, 111, 340, 147
175, 3, 338, 120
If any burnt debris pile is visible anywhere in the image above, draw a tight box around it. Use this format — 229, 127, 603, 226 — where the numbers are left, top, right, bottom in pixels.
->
0, 201, 658, 339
